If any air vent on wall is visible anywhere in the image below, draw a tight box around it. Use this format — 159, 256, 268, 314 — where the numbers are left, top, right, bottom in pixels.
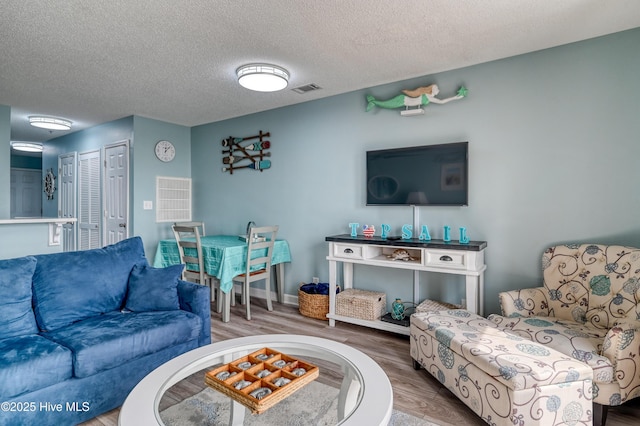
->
292, 83, 322, 94
156, 176, 192, 222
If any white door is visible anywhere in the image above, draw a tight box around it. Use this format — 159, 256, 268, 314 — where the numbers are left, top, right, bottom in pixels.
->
10, 168, 42, 218
78, 150, 101, 250
104, 141, 129, 245
58, 153, 77, 251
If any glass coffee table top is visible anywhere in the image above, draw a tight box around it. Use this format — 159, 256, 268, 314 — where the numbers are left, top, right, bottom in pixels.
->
119, 335, 393, 426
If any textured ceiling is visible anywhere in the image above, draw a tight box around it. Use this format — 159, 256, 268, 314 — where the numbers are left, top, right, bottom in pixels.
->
2, 0, 640, 143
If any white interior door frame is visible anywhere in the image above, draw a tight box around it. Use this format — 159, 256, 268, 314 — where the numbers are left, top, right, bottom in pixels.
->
103, 140, 130, 245
58, 152, 77, 251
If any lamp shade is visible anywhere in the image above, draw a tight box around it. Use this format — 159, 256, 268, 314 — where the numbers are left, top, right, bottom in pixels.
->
237, 64, 289, 92
29, 116, 72, 131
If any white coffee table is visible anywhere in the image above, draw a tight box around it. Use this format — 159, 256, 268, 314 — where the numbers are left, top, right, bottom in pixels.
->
119, 334, 393, 425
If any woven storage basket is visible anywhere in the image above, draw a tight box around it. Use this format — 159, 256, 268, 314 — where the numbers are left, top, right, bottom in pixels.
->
298, 283, 337, 320
336, 289, 386, 320
415, 299, 461, 313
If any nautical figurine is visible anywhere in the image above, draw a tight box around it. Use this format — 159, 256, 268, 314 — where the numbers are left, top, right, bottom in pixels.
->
366, 84, 467, 115
386, 249, 415, 261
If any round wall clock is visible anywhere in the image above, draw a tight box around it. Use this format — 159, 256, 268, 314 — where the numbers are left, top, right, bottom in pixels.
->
155, 140, 176, 162
44, 168, 56, 200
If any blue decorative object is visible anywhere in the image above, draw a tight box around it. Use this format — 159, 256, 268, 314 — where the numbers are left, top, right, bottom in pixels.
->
299, 282, 339, 295
443, 225, 451, 242
381, 223, 391, 238
419, 225, 431, 241
392, 298, 405, 320
348, 223, 359, 237
459, 227, 470, 244
125, 263, 184, 312
401, 224, 413, 239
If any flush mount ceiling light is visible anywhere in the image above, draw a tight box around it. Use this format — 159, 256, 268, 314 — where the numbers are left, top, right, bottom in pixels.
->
11, 141, 44, 152
236, 64, 289, 92
29, 116, 72, 131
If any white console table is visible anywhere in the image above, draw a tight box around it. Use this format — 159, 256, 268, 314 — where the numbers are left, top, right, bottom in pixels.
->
326, 234, 487, 336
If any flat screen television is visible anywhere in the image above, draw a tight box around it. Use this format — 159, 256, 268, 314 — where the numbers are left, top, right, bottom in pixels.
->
366, 142, 468, 206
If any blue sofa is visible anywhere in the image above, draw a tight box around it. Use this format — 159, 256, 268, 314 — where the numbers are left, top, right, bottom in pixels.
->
0, 237, 211, 425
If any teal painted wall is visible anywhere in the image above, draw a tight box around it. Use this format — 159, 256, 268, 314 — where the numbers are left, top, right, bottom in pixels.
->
10, 154, 42, 169
0, 223, 63, 259
131, 116, 191, 260
191, 28, 640, 315
0, 105, 10, 218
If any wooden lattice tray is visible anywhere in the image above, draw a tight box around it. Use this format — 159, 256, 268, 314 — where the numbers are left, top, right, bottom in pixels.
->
204, 347, 319, 414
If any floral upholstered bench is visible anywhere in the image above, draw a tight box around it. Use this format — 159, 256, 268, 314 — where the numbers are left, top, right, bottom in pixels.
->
410, 310, 594, 426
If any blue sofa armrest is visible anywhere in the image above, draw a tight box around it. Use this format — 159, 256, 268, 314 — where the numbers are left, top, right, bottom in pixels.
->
177, 280, 211, 345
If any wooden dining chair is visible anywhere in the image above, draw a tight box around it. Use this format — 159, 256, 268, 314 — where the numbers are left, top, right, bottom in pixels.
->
231, 225, 279, 320
173, 221, 206, 237
171, 223, 216, 303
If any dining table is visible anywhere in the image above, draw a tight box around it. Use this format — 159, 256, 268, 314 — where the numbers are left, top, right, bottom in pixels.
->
153, 234, 292, 308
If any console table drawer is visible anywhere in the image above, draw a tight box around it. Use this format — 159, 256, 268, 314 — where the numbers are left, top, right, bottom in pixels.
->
333, 244, 363, 259
424, 250, 467, 269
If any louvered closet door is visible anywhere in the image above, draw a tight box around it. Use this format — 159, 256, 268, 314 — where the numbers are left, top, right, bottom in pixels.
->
78, 150, 101, 250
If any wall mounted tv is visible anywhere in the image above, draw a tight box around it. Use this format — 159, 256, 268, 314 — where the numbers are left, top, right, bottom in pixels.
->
366, 141, 468, 206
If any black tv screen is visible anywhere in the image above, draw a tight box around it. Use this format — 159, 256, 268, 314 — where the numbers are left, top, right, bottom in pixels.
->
366, 142, 468, 206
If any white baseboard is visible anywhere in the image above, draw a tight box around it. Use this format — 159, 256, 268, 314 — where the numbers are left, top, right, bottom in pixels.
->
231, 283, 299, 306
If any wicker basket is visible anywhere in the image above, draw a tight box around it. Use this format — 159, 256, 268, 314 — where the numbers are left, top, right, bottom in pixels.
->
415, 299, 461, 313
336, 289, 386, 320
298, 283, 338, 320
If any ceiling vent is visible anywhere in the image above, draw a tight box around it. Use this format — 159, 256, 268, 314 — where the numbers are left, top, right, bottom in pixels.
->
292, 83, 322, 94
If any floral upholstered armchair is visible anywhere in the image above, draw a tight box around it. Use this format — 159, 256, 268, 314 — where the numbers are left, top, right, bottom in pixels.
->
487, 244, 640, 426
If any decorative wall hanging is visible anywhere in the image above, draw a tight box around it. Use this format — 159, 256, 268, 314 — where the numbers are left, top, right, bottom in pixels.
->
221, 131, 271, 174
44, 168, 56, 200
365, 84, 467, 116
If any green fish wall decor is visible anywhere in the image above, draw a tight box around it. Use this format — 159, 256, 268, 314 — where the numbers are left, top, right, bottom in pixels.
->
366, 84, 467, 116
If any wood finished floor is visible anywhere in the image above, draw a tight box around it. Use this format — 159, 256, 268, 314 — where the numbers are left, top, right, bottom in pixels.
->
83, 301, 640, 426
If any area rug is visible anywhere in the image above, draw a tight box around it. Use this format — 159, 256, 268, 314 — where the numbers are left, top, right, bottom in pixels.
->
160, 380, 438, 425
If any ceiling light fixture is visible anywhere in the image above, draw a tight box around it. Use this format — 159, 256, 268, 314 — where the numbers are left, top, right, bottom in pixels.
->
11, 141, 44, 153
29, 116, 72, 131
236, 64, 289, 92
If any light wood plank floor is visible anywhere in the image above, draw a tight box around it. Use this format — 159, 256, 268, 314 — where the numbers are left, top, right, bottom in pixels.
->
83, 301, 640, 425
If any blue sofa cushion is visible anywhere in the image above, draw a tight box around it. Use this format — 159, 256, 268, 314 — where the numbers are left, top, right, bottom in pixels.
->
44, 310, 202, 378
32, 237, 147, 331
0, 256, 38, 340
125, 263, 184, 312
0, 334, 73, 399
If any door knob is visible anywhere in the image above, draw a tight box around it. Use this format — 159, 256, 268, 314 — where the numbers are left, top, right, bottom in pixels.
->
119, 223, 127, 228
